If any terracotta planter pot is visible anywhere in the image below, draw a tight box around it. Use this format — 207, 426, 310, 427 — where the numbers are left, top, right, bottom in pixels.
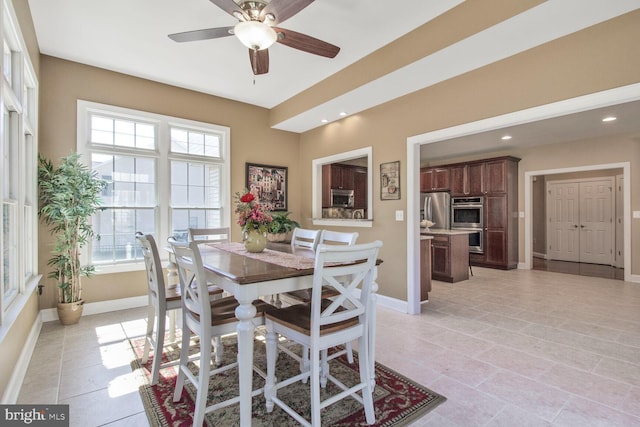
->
57, 300, 84, 325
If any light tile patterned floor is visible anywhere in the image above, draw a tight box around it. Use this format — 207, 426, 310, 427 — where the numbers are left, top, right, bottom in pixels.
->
18, 267, 640, 426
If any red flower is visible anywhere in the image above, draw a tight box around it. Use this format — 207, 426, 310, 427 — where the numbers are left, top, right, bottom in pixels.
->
240, 193, 255, 203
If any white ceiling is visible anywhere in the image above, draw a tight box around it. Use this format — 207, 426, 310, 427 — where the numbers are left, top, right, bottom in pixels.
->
27, 0, 640, 141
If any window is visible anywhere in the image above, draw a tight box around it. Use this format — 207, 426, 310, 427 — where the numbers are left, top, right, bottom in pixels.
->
0, 0, 39, 331
77, 101, 231, 273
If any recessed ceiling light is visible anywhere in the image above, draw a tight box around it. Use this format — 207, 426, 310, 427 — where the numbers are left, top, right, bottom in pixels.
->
339, 112, 347, 116
321, 119, 328, 123
602, 116, 617, 122
501, 135, 512, 141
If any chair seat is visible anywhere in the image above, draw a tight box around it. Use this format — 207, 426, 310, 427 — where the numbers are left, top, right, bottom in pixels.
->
284, 285, 340, 303
265, 299, 358, 336
187, 296, 274, 326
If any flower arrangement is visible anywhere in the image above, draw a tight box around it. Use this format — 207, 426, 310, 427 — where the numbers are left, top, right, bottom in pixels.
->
234, 190, 273, 233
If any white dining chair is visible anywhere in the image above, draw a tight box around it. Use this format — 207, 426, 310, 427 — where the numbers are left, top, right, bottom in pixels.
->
286, 229, 360, 369
170, 240, 273, 427
290, 227, 321, 251
188, 227, 230, 245
136, 232, 224, 385
264, 240, 383, 426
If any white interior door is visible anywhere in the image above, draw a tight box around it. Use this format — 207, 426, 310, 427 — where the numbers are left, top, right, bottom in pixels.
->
579, 180, 613, 265
547, 178, 614, 265
547, 182, 580, 262
615, 175, 624, 268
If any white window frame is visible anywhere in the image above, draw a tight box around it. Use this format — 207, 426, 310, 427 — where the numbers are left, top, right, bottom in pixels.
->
77, 100, 231, 274
0, 0, 40, 338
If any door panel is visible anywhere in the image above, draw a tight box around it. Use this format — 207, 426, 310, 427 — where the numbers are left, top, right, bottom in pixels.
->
579, 180, 613, 264
547, 182, 579, 262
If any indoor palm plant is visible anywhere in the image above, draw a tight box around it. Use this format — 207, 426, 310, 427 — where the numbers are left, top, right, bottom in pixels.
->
267, 211, 300, 242
38, 153, 106, 324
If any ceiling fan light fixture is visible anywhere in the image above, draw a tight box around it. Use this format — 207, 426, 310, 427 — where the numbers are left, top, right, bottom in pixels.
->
234, 20, 277, 50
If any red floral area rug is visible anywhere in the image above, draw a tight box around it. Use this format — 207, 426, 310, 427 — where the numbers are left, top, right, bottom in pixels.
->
129, 335, 446, 426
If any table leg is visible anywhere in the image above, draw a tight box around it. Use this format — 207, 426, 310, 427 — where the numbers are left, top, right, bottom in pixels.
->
235, 298, 257, 427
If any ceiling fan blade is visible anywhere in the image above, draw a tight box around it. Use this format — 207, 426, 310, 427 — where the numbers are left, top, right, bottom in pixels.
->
261, 0, 314, 25
274, 28, 340, 58
248, 49, 269, 75
209, 0, 249, 20
168, 26, 234, 43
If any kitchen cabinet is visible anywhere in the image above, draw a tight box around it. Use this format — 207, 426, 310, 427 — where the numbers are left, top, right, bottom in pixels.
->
424, 232, 469, 283
450, 163, 485, 196
420, 167, 450, 192
322, 164, 331, 208
330, 164, 354, 190
353, 167, 367, 209
468, 157, 520, 269
420, 237, 432, 301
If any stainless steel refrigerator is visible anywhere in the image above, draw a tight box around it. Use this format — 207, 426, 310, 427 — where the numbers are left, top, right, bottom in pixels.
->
420, 191, 451, 229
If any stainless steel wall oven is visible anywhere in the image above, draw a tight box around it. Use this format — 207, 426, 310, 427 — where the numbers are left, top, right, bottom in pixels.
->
451, 196, 484, 254
451, 197, 483, 229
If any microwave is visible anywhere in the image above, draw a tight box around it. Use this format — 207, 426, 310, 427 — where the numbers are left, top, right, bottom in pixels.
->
331, 189, 354, 208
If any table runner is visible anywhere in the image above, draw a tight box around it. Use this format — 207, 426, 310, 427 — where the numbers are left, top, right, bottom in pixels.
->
209, 242, 316, 270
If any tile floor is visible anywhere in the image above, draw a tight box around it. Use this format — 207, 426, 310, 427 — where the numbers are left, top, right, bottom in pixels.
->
18, 266, 640, 426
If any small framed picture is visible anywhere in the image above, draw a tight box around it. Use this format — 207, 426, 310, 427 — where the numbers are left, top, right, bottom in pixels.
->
380, 161, 400, 200
245, 163, 288, 211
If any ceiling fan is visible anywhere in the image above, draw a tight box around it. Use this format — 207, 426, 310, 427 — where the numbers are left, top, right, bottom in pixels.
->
168, 0, 340, 75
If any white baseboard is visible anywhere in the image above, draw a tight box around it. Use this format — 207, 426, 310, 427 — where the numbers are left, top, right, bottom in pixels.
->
628, 273, 640, 284
1, 314, 42, 403
374, 293, 408, 313
533, 252, 547, 259
40, 295, 148, 323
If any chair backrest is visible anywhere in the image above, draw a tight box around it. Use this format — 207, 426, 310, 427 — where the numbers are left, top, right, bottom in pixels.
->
290, 228, 321, 251
319, 230, 359, 246
136, 232, 167, 305
310, 241, 382, 340
188, 227, 230, 244
168, 239, 211, 337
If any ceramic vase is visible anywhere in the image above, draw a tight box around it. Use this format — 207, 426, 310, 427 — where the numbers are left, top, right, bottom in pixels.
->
244, 229, 267, 253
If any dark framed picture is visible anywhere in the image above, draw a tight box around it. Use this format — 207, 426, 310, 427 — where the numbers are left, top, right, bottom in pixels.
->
380, 161, 400, 200
245, 163, 288, 211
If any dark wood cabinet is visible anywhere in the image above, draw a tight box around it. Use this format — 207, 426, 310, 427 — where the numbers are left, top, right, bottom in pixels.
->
427, 233, 469, 283
484, 159, 508, 194
450, 163, 484, 196
420, 238, 432, 301
322, 164, 331, 208
473, 157, 519, 269
423, 156, 519, 270
330, 164, 354, 190
353, 167, 367, 209
322, 163, 368, 209
420, 167, 450, 192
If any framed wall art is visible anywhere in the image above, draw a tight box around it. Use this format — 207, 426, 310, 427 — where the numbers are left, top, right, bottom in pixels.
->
380, 160, 400, 200
245, 162, 288, 211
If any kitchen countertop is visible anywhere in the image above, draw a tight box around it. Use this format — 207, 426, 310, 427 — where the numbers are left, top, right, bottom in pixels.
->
420, 235, 434, 240
420, 229, 476, 236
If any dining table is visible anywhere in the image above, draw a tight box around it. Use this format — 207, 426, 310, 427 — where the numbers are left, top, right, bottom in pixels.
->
195, 241, 381, 427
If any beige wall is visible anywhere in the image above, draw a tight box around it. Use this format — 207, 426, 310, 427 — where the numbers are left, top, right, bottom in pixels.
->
0, 0, 40, 400
299, 10, 640, 300
37, 56, 301, 309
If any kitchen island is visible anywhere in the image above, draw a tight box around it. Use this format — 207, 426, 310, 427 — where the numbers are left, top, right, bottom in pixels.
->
420, 229, 472, 283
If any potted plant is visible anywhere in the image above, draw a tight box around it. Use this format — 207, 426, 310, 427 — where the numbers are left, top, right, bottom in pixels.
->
267, 211, 300, 242
38, 153, 106, 325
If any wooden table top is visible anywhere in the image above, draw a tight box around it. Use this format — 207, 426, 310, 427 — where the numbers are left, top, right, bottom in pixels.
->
199, 244, 316, 285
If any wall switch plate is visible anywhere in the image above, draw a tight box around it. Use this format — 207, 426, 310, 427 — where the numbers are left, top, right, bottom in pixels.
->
633, 211, 640, 219
395, 210, 404, 221
519, 211, 525, 218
